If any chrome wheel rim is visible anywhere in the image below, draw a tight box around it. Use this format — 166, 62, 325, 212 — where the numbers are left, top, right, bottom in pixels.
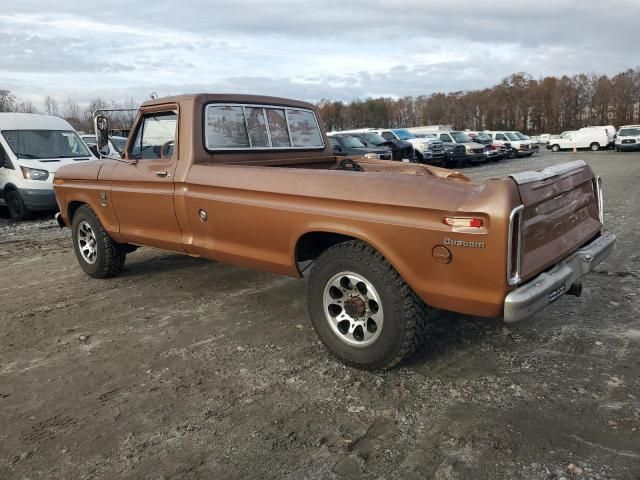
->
77, 221, 98, 264
322, 271, 384, 347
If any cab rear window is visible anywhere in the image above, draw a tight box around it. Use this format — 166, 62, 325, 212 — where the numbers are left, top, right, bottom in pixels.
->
205, 104, 324, 150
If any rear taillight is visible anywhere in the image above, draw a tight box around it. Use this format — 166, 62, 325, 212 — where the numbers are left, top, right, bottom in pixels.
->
507, 205, 524, 286
444, 217, 484, 228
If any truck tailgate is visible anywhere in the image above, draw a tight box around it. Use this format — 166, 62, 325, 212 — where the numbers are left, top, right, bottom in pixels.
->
510, 160, 602, 282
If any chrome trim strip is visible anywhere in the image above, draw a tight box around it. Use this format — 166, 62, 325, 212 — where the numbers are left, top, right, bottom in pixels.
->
262, 107, 273, 148
241, 105, 252, 149
509, 160, 587, 185
596, 176, 604, 224
507, 204, 524, 286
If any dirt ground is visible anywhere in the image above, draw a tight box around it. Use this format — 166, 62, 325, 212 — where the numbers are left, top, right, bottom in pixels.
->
1, 150, 639, 480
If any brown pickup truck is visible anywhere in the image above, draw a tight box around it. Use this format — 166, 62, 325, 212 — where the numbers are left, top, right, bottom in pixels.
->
53, 93, 615, 369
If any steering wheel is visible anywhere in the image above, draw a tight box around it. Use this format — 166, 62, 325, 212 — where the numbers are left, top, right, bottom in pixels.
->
160, 140, 175, 160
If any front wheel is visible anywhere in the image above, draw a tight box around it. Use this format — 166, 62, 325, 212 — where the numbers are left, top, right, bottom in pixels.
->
307, 241, 432, 370
551, 144, 560, 152
590, 142, 600, 151
6, 189, 32, 221
71, 205, 126, 278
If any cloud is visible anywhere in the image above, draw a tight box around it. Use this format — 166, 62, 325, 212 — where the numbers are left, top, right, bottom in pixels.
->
0, 1, 639, 108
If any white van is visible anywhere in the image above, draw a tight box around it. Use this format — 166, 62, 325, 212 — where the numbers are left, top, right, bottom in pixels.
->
547, 126, 613, 152
615, 125, 640, 152
0, 113, 97, 220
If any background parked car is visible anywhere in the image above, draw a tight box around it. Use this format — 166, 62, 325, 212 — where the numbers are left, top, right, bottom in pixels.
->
485, 131, 533, 158
467, 131, 509, 160
0, 113, 97, 220
344, 131, 415, 161
367, 128, 444, 165
328, 135, 392, 159
425, 130, 486, 166
514, 132, 539, 155
417, 134, 467, 168
81, 134, 128, 158
615, 125, 640, 152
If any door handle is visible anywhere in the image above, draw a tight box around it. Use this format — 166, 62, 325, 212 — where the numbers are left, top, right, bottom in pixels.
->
155, 171, 169, 177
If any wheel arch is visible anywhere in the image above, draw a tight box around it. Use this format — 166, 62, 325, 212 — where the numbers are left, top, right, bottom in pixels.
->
293, 228, 403, 281
67, 200, 87, 222
3, 182, 19, 194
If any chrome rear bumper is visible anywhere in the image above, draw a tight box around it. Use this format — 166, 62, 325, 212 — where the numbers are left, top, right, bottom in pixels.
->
503, 232, 616, 323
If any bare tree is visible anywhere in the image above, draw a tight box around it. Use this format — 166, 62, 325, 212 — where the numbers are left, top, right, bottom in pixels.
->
0, 90, 16, 112
43, 96, 60, 116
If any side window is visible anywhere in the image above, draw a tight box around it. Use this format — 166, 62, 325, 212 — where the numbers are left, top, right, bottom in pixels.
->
496, 133, 507, 141
287, 109, 323, 147
206, 106, 249, 148
440, 134, 450, 142
129, 112, 177, 160
381, 131, 394, 141
265, 108, 291, 147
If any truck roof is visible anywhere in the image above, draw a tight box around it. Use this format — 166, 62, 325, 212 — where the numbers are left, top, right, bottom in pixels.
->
0, 113, 74, 131
141, 93, 317, 111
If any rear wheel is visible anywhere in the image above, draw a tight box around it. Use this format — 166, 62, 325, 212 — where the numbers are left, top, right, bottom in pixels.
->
551, 144, 560, 152
590, 142, 600, 151
6, 189, 32, 221
71, 205, 126, 278
307, 240, 432, 370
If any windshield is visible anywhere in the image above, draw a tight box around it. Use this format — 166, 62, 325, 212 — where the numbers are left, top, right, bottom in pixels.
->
110, 137, 127, 152
514, 132, 527, 140
505, 132, 520, 141
392, 129, 416, 140
473, 132, 491, 141
450, 131, 472, 143
360, 132, 387, 145
2, 130, 90, 159
338, 136, 366, 148
619, 128, 640, 136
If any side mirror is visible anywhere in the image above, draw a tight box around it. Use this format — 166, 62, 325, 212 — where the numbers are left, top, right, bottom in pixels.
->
94, 115, 110, 156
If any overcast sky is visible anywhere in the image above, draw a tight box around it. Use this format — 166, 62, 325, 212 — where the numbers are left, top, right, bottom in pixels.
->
1, 0, 639, 107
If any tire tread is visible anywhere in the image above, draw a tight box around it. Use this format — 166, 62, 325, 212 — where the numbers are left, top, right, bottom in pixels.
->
309, 240, 432, 370
73, 205, 126, 278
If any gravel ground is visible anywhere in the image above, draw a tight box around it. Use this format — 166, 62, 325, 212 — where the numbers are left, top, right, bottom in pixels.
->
1, 150, 639, 479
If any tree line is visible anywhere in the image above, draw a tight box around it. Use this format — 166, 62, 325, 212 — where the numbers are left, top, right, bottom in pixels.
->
2, 68, 640, 135
0, 90, 137, 133
318, 69, 640, 134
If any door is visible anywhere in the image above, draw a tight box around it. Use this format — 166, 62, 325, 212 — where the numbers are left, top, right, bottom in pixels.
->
0, 140, 10, 190
108, 110, 184, 252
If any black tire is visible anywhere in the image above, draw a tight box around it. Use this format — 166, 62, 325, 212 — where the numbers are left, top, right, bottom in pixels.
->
590, 142, 600, 151
71, 205, 126, 278
414, 150, 424, 163
551, 144, 560, 152
307, 240, 432, 370
6, 189, 32, 221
